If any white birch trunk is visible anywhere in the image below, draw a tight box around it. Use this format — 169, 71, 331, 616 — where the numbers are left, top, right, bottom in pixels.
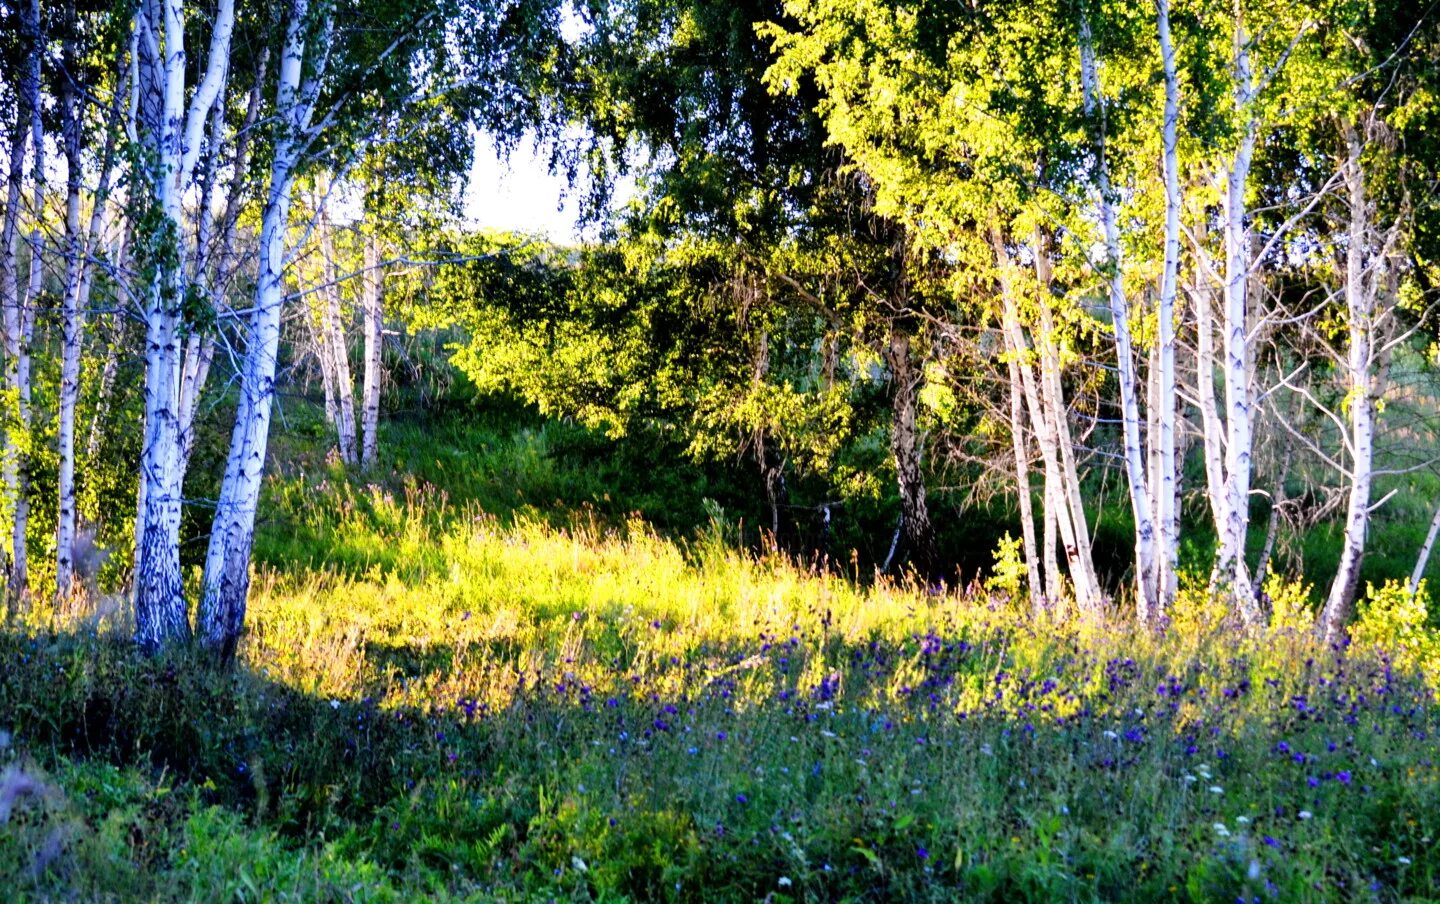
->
309, 297, 341, 426
321, 212, 358, 463
0, 0, 39, 608
1217, 21, 1260, 621
132, 0, 236, 651
6, 0, 44, 605
1409, 503, 1440, 596
1031, 232, 1102, 612
199, 0, 322, 658
1320, 121, 1377, 643
177, 98, 224, 475
1007, 354, 1043, 614
1154, 0, 1183, 612
1078, 14, 1156, 621
994, 228, 1098, 611
360, 232, 383, 468
1190, 220, 1230, 547
56, 43, 87, 600
85, 311, 124, 463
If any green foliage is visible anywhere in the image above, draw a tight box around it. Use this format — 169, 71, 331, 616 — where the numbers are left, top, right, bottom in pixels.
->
983, 532, 1026, 603
1351, 580, 1440, 691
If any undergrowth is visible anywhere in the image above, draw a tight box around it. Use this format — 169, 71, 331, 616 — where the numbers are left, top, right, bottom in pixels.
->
1, 483, 1438, 901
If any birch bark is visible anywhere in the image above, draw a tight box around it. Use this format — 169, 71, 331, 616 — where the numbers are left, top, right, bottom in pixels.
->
1320, 120, 1380, 643
0, 0, 41, 607
199, 0, 325, 658
321, 211, 359, 463
1410, 503, 1440, 596
1154, 0, 1183, 611
56, 26, 87, 599
360, 232, 384, 467
1216, 18, 1260, 620
1078, 13, 1157, 621
132, 0, 236, 651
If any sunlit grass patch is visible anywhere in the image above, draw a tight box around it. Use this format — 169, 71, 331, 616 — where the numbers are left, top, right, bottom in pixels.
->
4, 476, 1440, 901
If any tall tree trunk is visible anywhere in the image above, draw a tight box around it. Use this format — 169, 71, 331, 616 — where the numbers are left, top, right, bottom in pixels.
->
1216, 14, 1261, 622
1079, 13, 1157, 622
198, 0, 321, 659
1252, 448, 1292, 599
1190, 219, 1230, 559
85, 303, 126, 465
1154, 0, 1183, 613
884, 326, 936, 576
1007, 355, 1043, 614
321, 210, 358, 463
1031, 234, 1102, 612
0, 0, 40, 610
56, 18, 87, 600
994, 228, 1095, 610
132, 0, 236, 652
1409, 503, 1440, 596
360, 231, 383, 468
1320, 120, 1378, 644
177, 99, 224, 476
309, 298, 341, 426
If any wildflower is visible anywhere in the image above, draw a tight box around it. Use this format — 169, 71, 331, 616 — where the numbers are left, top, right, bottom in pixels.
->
917, 846, 929, 860
1262, 836, 1279, 848
1399, 857, 1412, 865
777, 876, 792, 887
1335, 770, 1352, 785
735, 793, 748, 804
1209, 786, 1224, 795
1298, 810, 1313, 820
1213, 823, 1231, 837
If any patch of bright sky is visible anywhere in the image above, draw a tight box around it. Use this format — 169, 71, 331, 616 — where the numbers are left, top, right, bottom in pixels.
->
463, 133, 586, 243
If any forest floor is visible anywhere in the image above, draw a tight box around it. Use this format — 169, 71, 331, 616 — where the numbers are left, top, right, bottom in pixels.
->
2, 403, 1439, 902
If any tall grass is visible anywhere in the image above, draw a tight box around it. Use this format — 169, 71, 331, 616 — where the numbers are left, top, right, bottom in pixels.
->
2, 466, 1438, 901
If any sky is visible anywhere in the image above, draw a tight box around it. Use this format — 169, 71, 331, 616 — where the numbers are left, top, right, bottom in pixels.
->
462, 135, 594, 244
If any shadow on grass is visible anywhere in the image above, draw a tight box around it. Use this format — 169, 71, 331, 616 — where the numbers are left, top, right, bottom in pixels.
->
2, 619, 1439, 902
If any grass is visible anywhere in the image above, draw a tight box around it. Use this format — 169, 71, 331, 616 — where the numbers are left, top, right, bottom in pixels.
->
2, 470, 1439, 901
3, 395, 1440, 901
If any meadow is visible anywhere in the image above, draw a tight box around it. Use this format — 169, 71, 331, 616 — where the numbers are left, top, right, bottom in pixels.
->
1, 406, 1439, 902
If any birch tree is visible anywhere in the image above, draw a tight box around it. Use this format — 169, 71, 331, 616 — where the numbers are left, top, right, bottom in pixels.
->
198, 0, 328, 658
129, 0, 236, 651
0, 0, 42, 607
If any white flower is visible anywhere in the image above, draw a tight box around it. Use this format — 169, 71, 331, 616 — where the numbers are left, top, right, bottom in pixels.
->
1208, 786, 1224, 795
1247, 860, 1261, 880
329, 699, 341, 709
572, 857, 588, 873
1103, 730, 1119, 740
1298, 810, 1313, 820
1183, 774, 1197, 783
778, 876, 793, 888
1398, 857, 1412, 866
1213, 823, 1231, 837
1235, 816, 1250, 824
821, 730, 837, 738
